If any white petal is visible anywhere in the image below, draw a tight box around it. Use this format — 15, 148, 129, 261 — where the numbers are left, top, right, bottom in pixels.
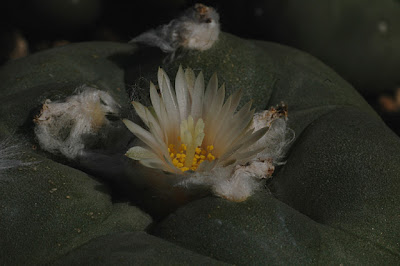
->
132, 101, 149, 127
203, 84, 225, 144
126, 146, 157, 160
214, 101, 254, 154
140, 158, 170, 171
175, 65, 190, 120
132, 102, 164, 143
122, 119, 162, 156
158, 68, 179, 118
228, 88, 242, 114
161, 73, 180, 141
158, 68, 173, 97
203, 72, 218, 118
223, 114, 254, 152
150, 82, 161, 120
209, 84, 225, 116
220, 127, 268, 163
159, 100, 170, 145
185, 68, 196, 96
205, 89, 242, 145
191, 71, 204, 121
146, 111, 165, 143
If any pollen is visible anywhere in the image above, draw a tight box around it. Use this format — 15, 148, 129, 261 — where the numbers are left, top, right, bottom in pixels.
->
169, 143, 216, 172
207, 153, 215, 161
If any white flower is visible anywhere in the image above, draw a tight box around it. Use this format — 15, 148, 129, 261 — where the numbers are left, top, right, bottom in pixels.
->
123, 66, 292, 201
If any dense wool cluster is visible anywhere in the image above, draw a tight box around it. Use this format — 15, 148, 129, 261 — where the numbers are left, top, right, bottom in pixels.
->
34, 86, 120, 159
130, 4, 220, 54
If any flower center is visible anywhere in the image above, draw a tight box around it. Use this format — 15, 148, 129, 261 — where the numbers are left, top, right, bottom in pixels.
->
168, 144, 215, 172
167, 115, 216, 172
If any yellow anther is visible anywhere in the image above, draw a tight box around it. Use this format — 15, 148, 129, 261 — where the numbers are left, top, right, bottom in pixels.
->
169, 141, 216, 171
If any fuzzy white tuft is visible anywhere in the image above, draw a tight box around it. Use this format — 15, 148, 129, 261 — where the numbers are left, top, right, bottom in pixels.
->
130, 3, 220, 53
250, 107, 295, 164
213, 168, 262, 202
33, 86, 120, 159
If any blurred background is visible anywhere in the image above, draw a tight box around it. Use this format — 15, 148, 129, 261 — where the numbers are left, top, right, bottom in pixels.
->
1, 0, 399, 133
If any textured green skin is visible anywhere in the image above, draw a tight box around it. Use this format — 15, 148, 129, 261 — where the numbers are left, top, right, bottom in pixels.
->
0, 33, 399, 264
53, 232, 226, 265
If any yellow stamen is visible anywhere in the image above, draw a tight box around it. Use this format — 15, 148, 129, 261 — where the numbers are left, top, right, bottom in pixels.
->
168, 143, 216, 172
167, 117, 217, 172
195, 147, 201, 154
